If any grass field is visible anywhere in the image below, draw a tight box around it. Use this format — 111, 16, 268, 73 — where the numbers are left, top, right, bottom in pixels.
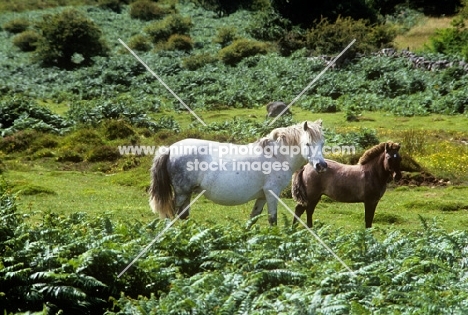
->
3, 108, 468, 234
394, 16, 454, 51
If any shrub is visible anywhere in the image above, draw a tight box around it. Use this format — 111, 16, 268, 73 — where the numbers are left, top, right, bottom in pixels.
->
213, 26, 239, 48
306, 17, 394, 57
278, 29, 306, 56
56, 147, 84, 162
34, 9, 109, 68
144, 14, 192, 44
0, 130, 38, 153
272, 0, 378, 28
218, 39, 270, 66
12, 30, 40, 52
103, 119, 136, 140
98, 0, 126, 13
429, 25, 468, 59
86, 145, 121, 162
129, 0, 166, 21
164, 34, 193, 51
182, 53, 218, 70
247, 11, 291, 41
128, 34, 152, 52
2, 18, 30, 34
63, 129, 104, 147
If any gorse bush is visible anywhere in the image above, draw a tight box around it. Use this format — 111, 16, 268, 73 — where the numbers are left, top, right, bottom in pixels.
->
144, 14, 192, 44
97, 0, 126, 13
182, 52, 218, 70
213, 26, 239, 47
129, 0, 167, 20
247, 10, 291, 41
306, 16, 395, 57
34, 9, 109, 68
2, 18, 30, 34
12, 30, 40, 52
218, 38, 270, 66
127, 34, 152, 52
164, 34, 194, 51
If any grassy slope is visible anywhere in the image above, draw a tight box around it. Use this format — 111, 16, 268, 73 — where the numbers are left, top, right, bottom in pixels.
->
394, 16, 454, 51
5, 108, 468, 233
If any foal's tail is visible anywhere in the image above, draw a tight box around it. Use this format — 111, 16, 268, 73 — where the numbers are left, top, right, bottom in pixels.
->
149, 149, 175, 218
291, 167, 308, 206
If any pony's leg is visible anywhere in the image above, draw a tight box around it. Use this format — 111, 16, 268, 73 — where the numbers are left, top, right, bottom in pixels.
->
250, 199, 266, 218
293, 204, 306, 226
175, 194, 191, 220
265, 190, 280, 225
364, 201, 378, 228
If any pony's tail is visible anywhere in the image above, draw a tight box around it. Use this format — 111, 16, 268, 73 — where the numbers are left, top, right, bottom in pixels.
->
291, 167, 308, 206
149, 150, 175, 219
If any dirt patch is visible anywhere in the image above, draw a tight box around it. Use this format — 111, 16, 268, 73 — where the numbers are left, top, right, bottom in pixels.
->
398, 171, 450, 187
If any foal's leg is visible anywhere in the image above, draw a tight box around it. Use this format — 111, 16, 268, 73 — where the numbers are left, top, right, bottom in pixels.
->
364, 201, 378, 228
305, 197, 321, 228
250, 199, 266, 218
293, 204, 306, 226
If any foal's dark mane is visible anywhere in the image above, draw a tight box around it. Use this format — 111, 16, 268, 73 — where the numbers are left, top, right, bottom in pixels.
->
358, 143, 386, 165
358, 141, 402, 165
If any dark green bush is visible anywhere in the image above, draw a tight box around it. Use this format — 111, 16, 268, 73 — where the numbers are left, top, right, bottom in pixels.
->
103, 119, 136, 140
12, 30, 40, 52
271, 0, 379, 28
278, 29, 306, 56
98, 0, 125, 13
429, 24, 468, 59
213, 26, 239, 47
182, 53, 218, 70
306, 17, 395, 57
2, 18, 30, 34
129, 0, 166, 21
128, 34, 152, 52
190, 0, 269, 16
86, 145, 121, 162
164, 34, 194, 51
144, 14, 192, 44
218, 39, 270, 66
247, 11, 291, 41
34, 9, 109, 68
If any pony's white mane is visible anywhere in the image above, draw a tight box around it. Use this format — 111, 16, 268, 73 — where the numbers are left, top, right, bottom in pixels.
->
266, 120, 323, 146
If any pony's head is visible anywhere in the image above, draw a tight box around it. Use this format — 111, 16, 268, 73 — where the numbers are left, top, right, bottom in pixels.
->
384, 141, 402, 181
300, 120, 327, 172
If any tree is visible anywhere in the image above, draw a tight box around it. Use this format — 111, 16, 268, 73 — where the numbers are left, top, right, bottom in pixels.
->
34, 9, 109, 69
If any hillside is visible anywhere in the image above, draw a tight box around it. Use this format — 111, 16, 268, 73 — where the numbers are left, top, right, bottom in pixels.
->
1, 1, 468, 314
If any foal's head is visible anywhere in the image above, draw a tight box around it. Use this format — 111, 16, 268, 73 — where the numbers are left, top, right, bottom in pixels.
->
384, 142, 402, 181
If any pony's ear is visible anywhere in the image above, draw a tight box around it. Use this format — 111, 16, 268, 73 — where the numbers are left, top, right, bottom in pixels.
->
314, 119, 323, 127
385, 142, 390, 151
303, 121, 308, 131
